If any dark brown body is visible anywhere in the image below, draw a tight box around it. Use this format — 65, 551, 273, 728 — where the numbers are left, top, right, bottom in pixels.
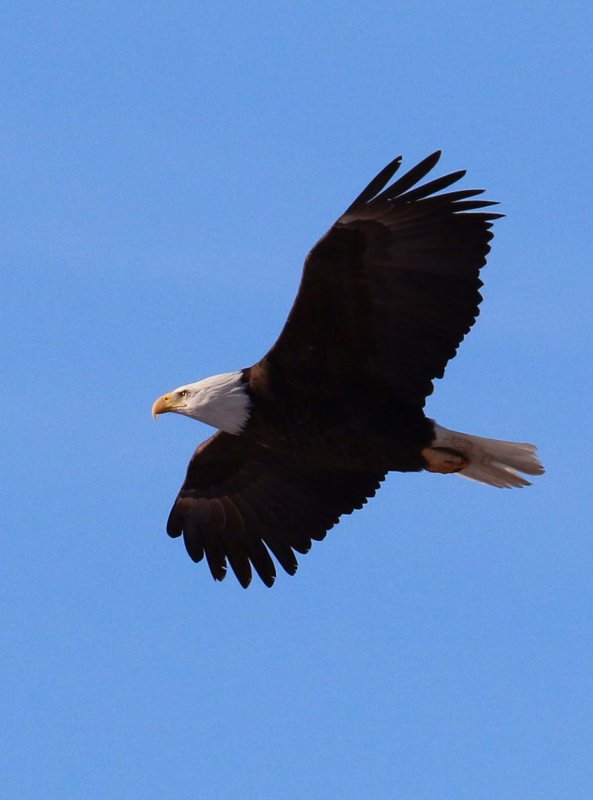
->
243, 362, 434, 472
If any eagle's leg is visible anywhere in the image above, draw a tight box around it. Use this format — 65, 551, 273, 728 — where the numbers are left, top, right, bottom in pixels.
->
421, 446, 469, 474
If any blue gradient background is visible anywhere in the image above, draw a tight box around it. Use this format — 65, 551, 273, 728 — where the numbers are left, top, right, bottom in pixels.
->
2, 3, 591, 798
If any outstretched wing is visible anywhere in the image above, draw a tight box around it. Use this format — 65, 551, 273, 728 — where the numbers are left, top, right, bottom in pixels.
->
166, 431, 385, 587
262, 151, 501, 408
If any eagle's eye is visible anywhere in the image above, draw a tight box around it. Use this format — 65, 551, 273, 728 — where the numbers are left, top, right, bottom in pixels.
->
179, 390, 188, 398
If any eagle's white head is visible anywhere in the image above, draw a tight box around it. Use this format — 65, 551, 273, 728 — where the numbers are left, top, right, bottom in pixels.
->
152, 371, 251, 434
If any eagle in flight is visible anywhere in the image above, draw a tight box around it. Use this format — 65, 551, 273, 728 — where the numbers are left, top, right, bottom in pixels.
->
152, 151, 543, 587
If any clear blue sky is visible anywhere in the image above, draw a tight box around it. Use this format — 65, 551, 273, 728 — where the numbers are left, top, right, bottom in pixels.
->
2, 2, 592, 798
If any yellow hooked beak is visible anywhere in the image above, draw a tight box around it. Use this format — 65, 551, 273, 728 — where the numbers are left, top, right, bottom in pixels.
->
152, 393, 183, 419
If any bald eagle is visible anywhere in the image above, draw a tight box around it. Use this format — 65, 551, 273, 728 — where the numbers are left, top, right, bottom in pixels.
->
152, 151, 543, 588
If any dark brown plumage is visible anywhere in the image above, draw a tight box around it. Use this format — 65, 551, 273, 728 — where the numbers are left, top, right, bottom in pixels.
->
154, 151, 541, 588
168, 432, 385, 587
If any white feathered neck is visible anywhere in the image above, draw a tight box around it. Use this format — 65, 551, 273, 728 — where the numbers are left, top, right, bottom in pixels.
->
177, 371, 251, 434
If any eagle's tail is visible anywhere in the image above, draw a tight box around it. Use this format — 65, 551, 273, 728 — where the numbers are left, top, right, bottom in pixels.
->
432, 423, 544, 488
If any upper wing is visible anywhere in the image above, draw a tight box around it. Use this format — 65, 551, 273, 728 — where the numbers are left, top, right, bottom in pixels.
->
262, 151, 501, 408
167, 431, 385, 587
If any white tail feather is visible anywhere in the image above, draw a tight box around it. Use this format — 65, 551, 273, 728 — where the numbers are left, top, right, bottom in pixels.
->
433, 423, 544, 488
